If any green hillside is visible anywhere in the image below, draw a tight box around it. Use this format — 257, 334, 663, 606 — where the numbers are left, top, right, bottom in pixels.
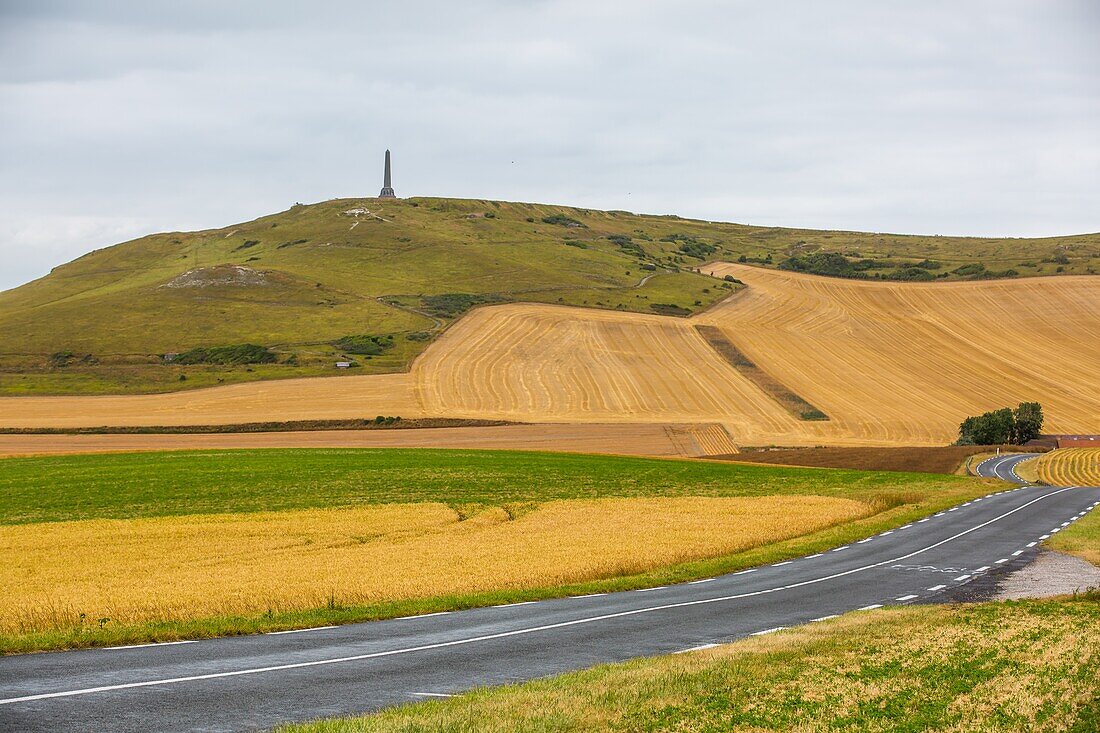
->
1, 197, 1097, 395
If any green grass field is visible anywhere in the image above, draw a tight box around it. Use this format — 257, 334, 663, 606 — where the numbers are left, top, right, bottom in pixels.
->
0, 449, 995, 653
2, 196, 1096, 394
0, 448, 980, 525
276, 597, 1100, 733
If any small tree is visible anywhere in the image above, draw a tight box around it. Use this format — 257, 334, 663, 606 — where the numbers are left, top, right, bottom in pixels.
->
1013, 402, 1044, 443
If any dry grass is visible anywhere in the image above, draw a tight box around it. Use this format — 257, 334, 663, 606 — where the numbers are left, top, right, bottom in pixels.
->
278, 599, 1100, 733
2, 266, 1097, 449
0, 495, 868, 635
1028, 448, 1100, 487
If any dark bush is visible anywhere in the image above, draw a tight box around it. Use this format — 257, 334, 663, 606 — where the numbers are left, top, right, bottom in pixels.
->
332, 334, 394, 356
421, 293, 506, 318
649, 303, 692, 316
951, 263, 986, 277
406, 331, 433, 342
174, 344, 276, 365
541, 214, 584, 228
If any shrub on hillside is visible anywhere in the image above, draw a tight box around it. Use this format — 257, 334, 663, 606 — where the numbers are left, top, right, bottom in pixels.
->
421, 293, 506, 318
649, 303, 692, 316
541, 214, 584, 228
173, 344, 276, 365
952, 263, 986, 277
779, 252, 864, 278
332, 334, 394, 356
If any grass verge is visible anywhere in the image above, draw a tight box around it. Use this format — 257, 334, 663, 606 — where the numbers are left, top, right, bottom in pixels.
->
276, 596, 1100, 733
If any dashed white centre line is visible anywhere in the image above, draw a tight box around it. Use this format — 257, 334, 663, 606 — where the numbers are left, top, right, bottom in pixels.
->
857, 538, 873, 544
974, 566, 990, 572
806, 553, 824, 559
773, 561, 793, 567
733, 569, 758, 575
857, 604, 883, 611
105, 640, 197, 650
688, 578, 716, 585
1040, 534, 1050, 539
895, 594, 918, 601
880, 531, 894, 536
1012, 550, 1023, 556
395, 611, 450, 621
1026, 542, 1037, 548
491, 601, 538, 608
571, 593, 607, 599
927, 584, 947, 591
918, 518, 930, 523
832, 546, 850, 552
954, 575, 971, 581
636, 586, 667, 592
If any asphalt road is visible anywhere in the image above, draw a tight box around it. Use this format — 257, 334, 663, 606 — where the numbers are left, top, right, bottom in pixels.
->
974, 451, 1035, 482
2, 455, 1097, 733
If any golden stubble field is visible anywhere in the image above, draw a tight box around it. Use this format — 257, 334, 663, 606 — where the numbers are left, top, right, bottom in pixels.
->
1024, 448, 1100, 487
1, 265, 1096, 447
0, 496, 868, 634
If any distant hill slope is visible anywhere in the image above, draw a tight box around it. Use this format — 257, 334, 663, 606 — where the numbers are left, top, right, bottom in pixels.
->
1, 197, 1097, 395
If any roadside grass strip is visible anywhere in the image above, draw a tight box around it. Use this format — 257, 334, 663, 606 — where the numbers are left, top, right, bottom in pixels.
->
271, 599, 1100, 733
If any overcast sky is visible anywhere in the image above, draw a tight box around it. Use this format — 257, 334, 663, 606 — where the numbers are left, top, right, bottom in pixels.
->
1, 1, 1097, 291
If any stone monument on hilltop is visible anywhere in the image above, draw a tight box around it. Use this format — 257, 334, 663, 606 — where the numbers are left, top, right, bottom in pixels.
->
379, 149, 396, 198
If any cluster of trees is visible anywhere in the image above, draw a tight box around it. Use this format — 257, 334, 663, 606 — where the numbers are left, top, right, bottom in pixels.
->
957, 402, 1043, 445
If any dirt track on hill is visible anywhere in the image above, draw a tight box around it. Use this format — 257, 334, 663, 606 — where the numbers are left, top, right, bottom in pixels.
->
0, 265, 1096, 448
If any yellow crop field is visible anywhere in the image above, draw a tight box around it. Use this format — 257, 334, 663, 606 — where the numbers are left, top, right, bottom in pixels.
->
1, 266, 1096, 448
0, 496, 868, 635
1026, 448, 1100, 487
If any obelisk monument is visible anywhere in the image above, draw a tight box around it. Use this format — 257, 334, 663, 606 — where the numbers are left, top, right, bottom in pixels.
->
379, 149, 396, 198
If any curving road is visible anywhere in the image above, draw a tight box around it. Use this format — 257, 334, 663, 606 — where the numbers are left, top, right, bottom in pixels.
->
973, 452, 1037, 483
2, 464, 1098, 732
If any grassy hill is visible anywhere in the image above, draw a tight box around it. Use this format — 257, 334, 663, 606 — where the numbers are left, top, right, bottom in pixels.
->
1, 197, 1097, 394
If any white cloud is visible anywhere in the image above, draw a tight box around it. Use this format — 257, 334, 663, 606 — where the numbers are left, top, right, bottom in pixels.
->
1, 0, 1097, 291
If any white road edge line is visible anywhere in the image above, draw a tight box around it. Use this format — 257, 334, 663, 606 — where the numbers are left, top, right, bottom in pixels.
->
266, 626, 338, 636
104, 640, 198, 650
675, 643, 719, 654
751, 627, 786, 636
926, 585, 947, 591
688, 579, 716, 585
895, 595, 918, 601
3, 487, 1077, 707
410, 692, 453, 698
857, 604, 883, 611
811, 614, 838, 622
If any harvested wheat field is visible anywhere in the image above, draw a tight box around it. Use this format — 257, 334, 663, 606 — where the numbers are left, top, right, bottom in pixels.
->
0, 423, 735, 459
0, 496, 867, 635
1024, 448, 1100, 487
1, 266, 1097, 447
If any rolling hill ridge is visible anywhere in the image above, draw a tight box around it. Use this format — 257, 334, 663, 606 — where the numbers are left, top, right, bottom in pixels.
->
1, 196, 1097, 395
